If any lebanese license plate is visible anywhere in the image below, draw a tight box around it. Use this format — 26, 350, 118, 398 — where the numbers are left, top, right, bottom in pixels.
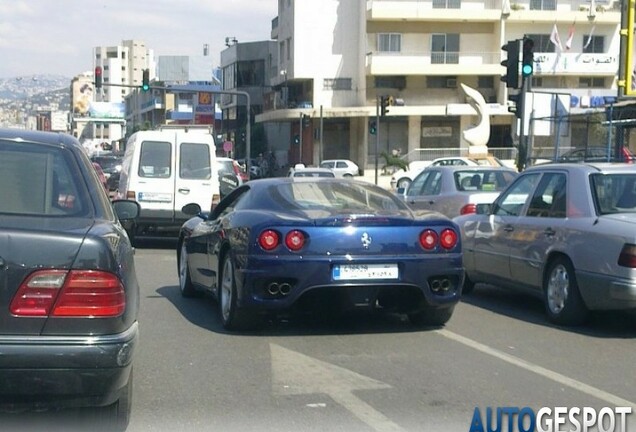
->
138, 192, 172, 203
332, 264, 399, 281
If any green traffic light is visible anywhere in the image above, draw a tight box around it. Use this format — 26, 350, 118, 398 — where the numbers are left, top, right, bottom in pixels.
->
142, 84, 150, 92
522, 64, 533, 77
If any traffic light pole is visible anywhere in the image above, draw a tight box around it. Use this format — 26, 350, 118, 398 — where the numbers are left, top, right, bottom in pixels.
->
375, 96, 380, 185
298, 113, 303, 164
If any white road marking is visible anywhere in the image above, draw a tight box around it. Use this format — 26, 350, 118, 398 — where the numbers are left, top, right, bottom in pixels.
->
270, 343, 404, 432
437, 329, 636, 409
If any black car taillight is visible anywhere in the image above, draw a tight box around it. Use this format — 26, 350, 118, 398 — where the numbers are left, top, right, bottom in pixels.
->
618, 244, 636, 268
10, 270, 125, 317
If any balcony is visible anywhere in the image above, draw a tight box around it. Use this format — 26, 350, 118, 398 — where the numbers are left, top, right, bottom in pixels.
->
366, 0, 620, 23
367, 50, 502, 76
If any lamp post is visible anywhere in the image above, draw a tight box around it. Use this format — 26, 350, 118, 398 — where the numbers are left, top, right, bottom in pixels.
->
280, 69, 287, 108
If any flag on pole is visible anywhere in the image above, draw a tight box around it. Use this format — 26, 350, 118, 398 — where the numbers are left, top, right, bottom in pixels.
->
550, 23, 563, 52
565, 23, 575, 50
583, 25, 596, 50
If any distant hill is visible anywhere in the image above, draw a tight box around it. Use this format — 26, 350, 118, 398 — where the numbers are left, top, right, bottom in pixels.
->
0, 74, 71, 111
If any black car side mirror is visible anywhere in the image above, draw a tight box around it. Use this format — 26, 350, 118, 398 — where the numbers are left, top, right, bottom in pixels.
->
475, 203, 492, 215
112, 200, 140, 221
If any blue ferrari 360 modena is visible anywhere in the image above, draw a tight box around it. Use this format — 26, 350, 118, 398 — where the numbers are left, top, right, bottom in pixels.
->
177, 178, 464, 330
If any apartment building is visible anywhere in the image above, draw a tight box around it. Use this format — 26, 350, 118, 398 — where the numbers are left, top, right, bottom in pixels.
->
256, 0, 621, 169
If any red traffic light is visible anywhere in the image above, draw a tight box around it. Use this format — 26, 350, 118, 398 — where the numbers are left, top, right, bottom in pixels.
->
94, 66, 103, 90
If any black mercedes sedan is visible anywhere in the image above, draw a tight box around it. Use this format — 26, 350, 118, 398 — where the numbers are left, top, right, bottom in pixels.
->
0, 129, 140, 430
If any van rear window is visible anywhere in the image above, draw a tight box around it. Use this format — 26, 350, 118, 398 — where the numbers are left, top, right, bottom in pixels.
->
139, 141, 172, 178
180, 143, 211, 180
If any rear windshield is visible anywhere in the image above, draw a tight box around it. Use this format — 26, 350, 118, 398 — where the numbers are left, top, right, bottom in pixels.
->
139, 140, 171, 178
0, 140, 88, 216
180, 142, 211, 180
266, 181, 406, 212
455, 170, 516, 192
591, 173, 636, 214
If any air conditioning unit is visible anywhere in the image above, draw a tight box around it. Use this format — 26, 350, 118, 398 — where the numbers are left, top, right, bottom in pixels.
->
446, 78, 457, 88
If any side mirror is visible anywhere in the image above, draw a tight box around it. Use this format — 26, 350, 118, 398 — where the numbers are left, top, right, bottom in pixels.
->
182, 203, 202, 216
396, 187, 407, 197
112, 200, 140, 221
475, 203, 491, 215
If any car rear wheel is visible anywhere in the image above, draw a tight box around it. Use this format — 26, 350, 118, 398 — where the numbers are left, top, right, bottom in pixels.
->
219, 254, 259, 331
397, 177, 411, 190
543, 257, 589, 326
408, 305, 454, 327
178, 241, 197, 297
343, 173, 353, 178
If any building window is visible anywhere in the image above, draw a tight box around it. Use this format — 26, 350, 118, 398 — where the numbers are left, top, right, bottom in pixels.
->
431, 34, 459, 64
286, 37, 291, 60
477, 76, 494, 89
237, 60, 265, 87
526, 34, 555, 53
427, 76, 457, 88
583, 35, 604, 54
279, 41, 285, 65
378, 33, 401, 52
530, 0, 556, 10
433, 0, 460, 8
375, 76, 406, 89
323, 78, 352, 90
579, 77, 605, 88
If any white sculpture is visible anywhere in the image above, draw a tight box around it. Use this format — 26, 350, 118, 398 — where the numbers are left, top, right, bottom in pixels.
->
460, 83, 490, 156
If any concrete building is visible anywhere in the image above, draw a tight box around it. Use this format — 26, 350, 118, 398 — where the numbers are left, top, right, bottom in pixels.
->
256, 0, 621, 170
219, 40, 285, 164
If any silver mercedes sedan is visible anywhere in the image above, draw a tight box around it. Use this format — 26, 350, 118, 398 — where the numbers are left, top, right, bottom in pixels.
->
453, 163, 636, 326
401, 165, 517, 218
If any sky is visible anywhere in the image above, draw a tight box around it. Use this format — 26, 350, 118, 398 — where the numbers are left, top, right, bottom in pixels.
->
0, 0, 278, 78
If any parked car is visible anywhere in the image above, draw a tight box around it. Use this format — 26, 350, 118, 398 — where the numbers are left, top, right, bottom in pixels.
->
287, 165, 336, 177
177, 178, 463, 330
0, 128, 141, 429
556, 146, 636, 163
391, 156, 506, 190
401, 166, 517, 217
453, 162, 636, 325
320, 159, 361, 177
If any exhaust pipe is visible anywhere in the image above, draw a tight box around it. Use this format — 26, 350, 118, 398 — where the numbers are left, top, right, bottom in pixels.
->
430, 279, 441, 292
279, 283, 292, 296
440, 278, 451, 292
267, 282, 280, 295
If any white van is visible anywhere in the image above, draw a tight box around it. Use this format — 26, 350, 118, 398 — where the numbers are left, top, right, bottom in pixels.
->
116, 129, 220, 241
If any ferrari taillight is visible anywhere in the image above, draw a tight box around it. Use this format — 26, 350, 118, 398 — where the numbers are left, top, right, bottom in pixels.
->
285, 230, 306, 251
258, 229, 280, 251
10, 270, 125, 317
618, 244, 636, 268
419, 229, 438, 250
439, 228, 458, 250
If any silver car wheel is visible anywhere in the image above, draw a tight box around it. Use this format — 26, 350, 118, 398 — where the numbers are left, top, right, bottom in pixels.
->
547, 263, 569, 314
221, 256, 234, 323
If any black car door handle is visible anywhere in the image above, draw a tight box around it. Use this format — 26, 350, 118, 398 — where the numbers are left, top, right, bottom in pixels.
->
503, 225, 514, 232
544, 228, 556, 236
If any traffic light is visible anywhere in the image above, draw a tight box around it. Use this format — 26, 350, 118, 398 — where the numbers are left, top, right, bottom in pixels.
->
369, 120, 377, 135
94, 66, 102, 90
507, 91, 523, 119
141, 69, 150, 92
501, 39, 521, 89
522, 37, 535, 79
302, 114, 311, 128
380, 95, 393, 117
293, 134, 300, 145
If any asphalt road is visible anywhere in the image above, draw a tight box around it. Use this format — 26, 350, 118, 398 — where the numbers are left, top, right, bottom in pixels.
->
4, 243, 636, 432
